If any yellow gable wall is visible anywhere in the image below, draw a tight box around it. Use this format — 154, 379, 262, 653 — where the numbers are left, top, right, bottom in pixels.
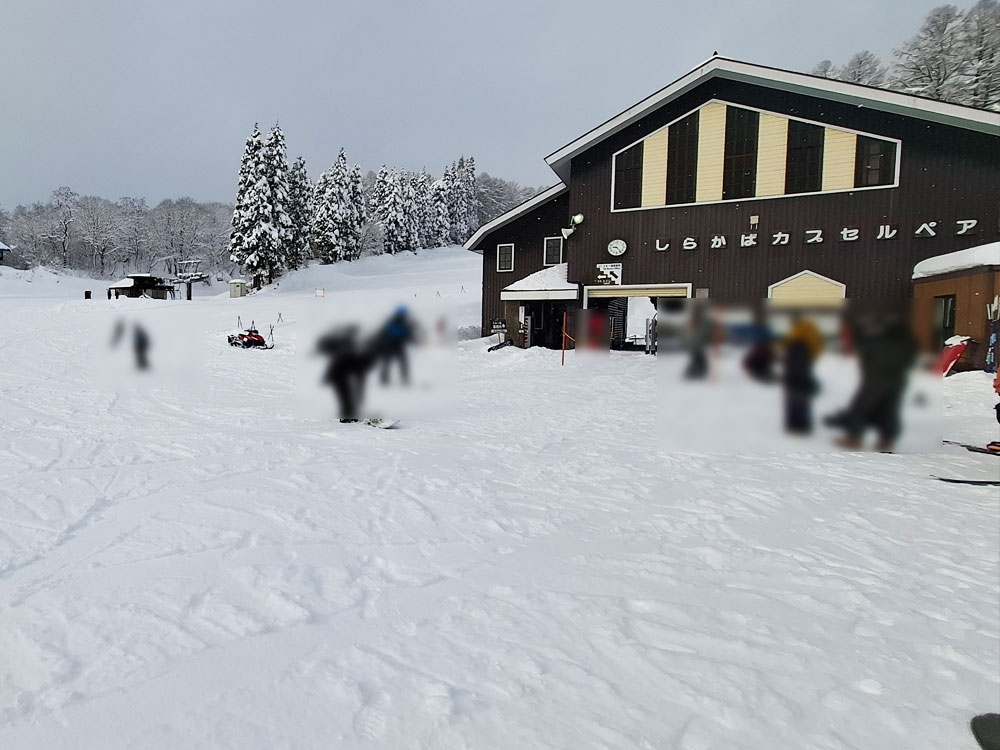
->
769, 272, 846, 304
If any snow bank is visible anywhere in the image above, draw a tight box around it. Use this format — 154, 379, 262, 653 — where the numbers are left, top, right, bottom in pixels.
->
912, 241, 1000, 279
0, 266, 103, 299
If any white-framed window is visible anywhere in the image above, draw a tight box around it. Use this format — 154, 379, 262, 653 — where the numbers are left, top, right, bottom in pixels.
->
496, 243, 514, 272
543, 236, 563, 266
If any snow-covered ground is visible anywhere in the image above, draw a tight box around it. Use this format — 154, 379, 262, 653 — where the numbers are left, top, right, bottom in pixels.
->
0, 250, 997, 749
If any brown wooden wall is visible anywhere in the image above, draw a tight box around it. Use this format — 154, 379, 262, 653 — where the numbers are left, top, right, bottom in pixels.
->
565, 78, 1000, 299
913, 267, 1000, 366
477, 191, 570, 335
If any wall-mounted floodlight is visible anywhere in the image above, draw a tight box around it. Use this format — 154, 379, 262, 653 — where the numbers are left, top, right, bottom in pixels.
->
561, 227, 575, 240
571, 214, 584, 225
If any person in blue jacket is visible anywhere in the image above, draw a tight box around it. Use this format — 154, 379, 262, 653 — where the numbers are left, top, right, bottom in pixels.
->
375, 306, 417, 386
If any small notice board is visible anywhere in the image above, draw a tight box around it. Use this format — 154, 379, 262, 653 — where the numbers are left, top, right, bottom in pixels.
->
596, 263, 623, 285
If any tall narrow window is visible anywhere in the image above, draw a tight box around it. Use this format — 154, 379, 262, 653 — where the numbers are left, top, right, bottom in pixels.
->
722, 107, 759, 200
496, 243, 514, 272
543, 237, 563, 266
666, 112, 699, 204
785, 120, 824, 194
613, 142, 643, 210
855, 136, 896, 187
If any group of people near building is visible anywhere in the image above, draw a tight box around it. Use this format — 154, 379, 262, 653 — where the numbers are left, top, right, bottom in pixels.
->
673, 303, 922, 453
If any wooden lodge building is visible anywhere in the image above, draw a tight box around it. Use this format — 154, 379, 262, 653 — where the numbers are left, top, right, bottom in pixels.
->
465, 57, 1000, 352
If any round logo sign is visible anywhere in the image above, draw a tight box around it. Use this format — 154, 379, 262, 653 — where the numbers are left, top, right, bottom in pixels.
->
607, 239, 627, 257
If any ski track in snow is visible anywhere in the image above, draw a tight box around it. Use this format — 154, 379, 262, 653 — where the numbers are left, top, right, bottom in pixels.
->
0, 252, 997, 749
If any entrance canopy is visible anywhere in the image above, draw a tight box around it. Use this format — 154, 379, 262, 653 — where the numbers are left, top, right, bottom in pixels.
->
500, 263, 578, 301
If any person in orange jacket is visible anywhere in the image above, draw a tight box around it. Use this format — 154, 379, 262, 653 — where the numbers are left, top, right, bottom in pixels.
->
783, 315, 824, 434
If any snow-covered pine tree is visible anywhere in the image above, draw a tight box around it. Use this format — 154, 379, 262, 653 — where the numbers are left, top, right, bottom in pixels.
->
238, 161, 276, 289
444, 160, 468, 245
370, 166, 392, 224
891, 4, 968, 102
311, 160, 342, 263
957, 0, 1000, 110
429, 179, 451, 248
345, 163, 368, 260
411, 170, 433, 250
229, 125, 263, 278
260, 125, 294, 278
837, 51, 888, 86
462, 156, 479, 242
381, 170, 412, 255
286, 156, 312, 270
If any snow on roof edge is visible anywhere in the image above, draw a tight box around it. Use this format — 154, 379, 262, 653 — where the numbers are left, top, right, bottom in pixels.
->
502, 263, 577, 292
912, 242, 1000, 280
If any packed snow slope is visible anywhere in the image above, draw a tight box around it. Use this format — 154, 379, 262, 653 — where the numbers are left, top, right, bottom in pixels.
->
0, 248, 997, 750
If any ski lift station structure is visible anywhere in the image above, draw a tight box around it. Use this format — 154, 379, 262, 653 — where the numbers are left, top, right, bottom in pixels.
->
171, 259, 211, 301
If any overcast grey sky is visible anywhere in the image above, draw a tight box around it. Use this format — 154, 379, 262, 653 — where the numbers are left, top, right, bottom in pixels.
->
1, 0, 946, 209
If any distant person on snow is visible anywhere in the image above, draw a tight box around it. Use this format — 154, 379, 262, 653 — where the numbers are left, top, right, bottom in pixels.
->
133, 323, 150, 370
375, 306, 417, 386
782, 315, 823, 435
684, 303, 715, 379
318, 327, 376, 423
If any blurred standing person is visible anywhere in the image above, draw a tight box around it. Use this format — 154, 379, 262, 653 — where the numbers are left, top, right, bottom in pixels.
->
684, 302, 714, 379
375, 306, 417, 386
133, 323, 150, 371
831, 306, 917, 452
318, 327, 375, 423
782, 315, 823, 434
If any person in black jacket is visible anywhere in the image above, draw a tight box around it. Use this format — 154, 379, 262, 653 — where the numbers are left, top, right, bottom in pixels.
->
830, 307, 917, 452
317, 327, 376, 423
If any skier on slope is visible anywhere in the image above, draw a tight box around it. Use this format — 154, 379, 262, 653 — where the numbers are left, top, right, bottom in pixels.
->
374, 306, 417, 386
317, 327, 376, 423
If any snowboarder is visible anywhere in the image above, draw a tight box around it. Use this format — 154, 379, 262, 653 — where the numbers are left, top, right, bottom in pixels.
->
374, 306, 417, 386
782, 315, 823, 434
317, 327, 376, 423
827, 306, 916, 452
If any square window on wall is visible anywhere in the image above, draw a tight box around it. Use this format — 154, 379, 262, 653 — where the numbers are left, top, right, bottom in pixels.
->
543, 237, 563, 266
497, 243, 514, 272
695, 288, 710, 299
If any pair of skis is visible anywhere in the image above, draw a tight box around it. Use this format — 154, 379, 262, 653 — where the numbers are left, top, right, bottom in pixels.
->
934, 440, 999, 485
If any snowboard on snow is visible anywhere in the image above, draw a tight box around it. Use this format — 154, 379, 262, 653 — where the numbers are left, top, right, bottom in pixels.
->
363, 417, 399, 429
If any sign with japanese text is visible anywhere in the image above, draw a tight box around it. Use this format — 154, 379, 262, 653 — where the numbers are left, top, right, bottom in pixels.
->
596, 263, 623, 285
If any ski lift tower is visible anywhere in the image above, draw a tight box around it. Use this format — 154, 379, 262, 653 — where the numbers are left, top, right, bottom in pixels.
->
173, 259, 210, 301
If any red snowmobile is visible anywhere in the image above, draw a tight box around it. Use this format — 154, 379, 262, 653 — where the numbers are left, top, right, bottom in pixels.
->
228, 326, 273, 349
